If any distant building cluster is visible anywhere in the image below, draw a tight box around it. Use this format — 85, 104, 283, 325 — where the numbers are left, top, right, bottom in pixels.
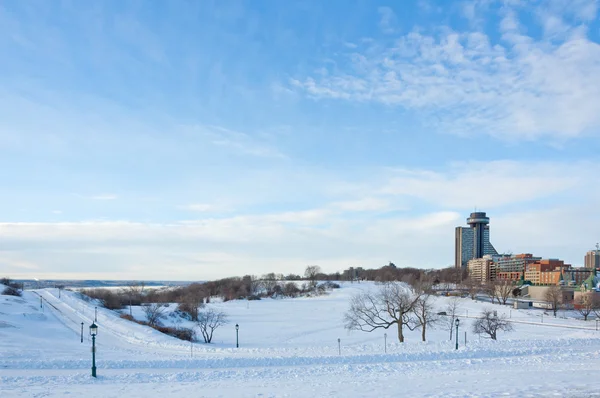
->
455, 212, 600, 289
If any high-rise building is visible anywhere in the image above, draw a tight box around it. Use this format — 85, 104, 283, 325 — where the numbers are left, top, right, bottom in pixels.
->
455, 212, 498, 270
585, 245, 600, 269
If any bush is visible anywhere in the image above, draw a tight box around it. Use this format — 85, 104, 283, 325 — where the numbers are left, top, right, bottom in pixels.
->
119, 311, 194, 341
2, 286, 22, 296
80, 289, 124, 310
119, 313, 135, 322
283, 282, 300, 297
154, 325, 194, 341
322, 281, 341, 289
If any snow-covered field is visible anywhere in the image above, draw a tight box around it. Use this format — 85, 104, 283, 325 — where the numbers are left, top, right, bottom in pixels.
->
2, 282, 600, 397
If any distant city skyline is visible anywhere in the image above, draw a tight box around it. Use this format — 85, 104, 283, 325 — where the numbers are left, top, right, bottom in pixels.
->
0, 1, 599, 280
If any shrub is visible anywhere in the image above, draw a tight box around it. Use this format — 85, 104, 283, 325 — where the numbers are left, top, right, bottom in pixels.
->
154, 325, 194, 341
283, 282, 300, 297
119, 313, 135, 322
2, 286, 22, 296
322, 281, 341, 289
80, 289, 124, 310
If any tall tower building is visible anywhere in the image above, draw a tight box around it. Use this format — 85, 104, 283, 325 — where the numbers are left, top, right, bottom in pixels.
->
455, 212, 498, 270
585, 244, 600, 269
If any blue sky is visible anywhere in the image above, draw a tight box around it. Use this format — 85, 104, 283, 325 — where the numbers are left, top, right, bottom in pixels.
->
1, 0, 599, 280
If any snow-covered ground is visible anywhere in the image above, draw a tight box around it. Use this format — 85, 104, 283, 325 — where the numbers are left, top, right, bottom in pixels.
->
2, 282, 600, 397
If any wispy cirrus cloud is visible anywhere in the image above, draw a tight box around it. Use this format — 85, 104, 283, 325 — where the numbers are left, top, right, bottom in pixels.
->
291, 1, 600, 141
89, 194, 118, 201
185, 125, 287, 159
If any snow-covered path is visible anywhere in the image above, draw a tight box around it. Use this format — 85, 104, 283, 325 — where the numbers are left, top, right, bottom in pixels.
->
3, 283, 600, 397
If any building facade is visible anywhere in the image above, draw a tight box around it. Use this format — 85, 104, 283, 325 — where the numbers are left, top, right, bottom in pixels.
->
497, 253, 541, 273
585, 248, 600, 269
455, 212, 498, 270
467, 255, 496, 283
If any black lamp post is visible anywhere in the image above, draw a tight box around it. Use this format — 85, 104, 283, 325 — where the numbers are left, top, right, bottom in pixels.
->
90, 322, 98, 377
455, 318, 460, 350
235, 324, 239, 348
80, 322, 84, 343
95, 306, 97, 322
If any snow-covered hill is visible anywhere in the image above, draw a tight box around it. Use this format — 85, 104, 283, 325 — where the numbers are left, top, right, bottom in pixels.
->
2, 282, 600, 397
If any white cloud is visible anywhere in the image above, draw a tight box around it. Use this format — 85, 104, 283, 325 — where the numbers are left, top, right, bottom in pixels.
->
2, 159, 598, 279
378, 7, 398, 34
182, 203, 230, 213
188, 125, 287, 159
292, 2, 600, 141
90, 194, 118, 200
331, 197, 392, 212
378, 160, 591, 208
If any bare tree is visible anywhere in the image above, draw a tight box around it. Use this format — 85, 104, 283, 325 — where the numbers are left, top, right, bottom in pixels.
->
305, 265, 322, 289
260, 273, 280, 296
485, 281, 501, 304
196, 308, 228, 343
143, 302, 167, 327
472, 309, 514, 340
496, 280, 514, 305
344, 282, 421, 343
463, 277, 480, 300
444, 297, 461, 341
544, 286, 562, 317
576, 293, 598, 321
123, 282, 145, 316
411, 294, 439, 342
178, 292, 205, 321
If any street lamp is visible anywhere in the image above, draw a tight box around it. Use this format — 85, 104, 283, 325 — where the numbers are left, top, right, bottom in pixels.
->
235, 324, 239, 348
90, 322, 98, 377
455, 318, 460, 350
384, 333, 387, 353
80, 322, 84, 343
95, 306, 97, 322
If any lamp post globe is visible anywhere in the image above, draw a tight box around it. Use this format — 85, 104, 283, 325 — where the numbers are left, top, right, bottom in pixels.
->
89, 322, 98, 377
455, 318, 460, 350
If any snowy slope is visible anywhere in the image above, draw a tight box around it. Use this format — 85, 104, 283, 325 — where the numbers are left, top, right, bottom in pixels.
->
2, 282, 600, 397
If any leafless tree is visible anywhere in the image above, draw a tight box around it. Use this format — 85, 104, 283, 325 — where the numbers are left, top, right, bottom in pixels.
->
248, 275, 261, 296
444, 297, 461, 341
544, 286, 562, 317
305, 265, 322, 289
143, 302, 167, 327
344, 282, 421, 343
123, 282, 145, 316
178, 292, 205, 321
260, 273, 280, 296
411, 294, 439, 342
576, 293, 598, 321
472, 309, 514, 340
496, 280, 514, 305
463, 277, 480, 300
196, 308, 228, 343
485, 281, 500, 304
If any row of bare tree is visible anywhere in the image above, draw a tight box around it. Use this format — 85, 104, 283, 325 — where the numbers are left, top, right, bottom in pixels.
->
344, 280, 514, 343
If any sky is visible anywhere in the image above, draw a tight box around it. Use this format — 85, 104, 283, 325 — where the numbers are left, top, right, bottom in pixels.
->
0, 0, 599, 280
